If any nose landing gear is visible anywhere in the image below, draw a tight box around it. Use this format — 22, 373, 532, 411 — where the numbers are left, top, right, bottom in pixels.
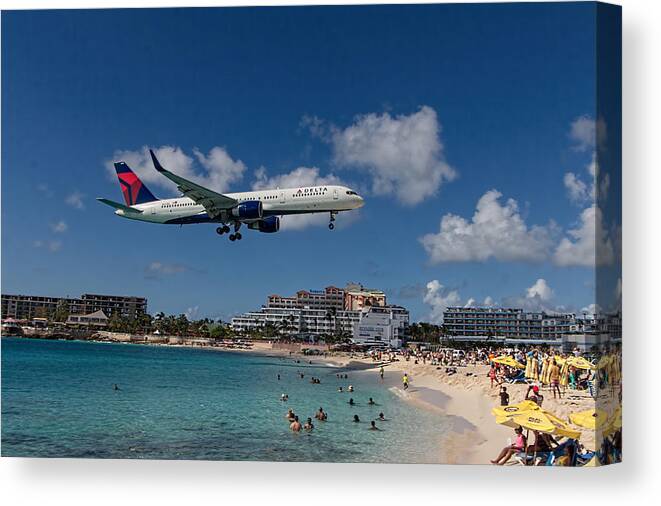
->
328, 211, 337, 230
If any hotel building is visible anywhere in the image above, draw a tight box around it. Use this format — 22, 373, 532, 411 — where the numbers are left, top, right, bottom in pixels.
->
231, 283, 408, 348
1, 293, 147, 321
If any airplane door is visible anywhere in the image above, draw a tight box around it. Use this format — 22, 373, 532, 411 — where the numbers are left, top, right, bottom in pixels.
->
279, 191, 285, 203
333, 188, 339, 200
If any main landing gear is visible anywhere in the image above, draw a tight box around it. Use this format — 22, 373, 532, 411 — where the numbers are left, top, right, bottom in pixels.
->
216, 224, 242, 241
328, 211, 337, 230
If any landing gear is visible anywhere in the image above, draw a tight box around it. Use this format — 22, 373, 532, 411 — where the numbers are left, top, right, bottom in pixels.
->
228, 222, 242, 241
328, 211, 337, 230
216, 225, 230, 235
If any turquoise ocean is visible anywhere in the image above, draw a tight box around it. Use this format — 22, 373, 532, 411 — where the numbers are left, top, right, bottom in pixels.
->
1, 337, 458, 462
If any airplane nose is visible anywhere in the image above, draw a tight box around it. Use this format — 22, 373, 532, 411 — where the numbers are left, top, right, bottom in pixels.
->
356, 195, 365, 208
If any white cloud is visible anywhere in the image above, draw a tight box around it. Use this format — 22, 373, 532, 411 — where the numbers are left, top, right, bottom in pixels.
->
483, 296, 495, 307
185, 306, 200, 320
569, 115, 596, 151
464, 298, 476, 308
144, 261, 189, 280
526, 278, 554, 301
329, 106, 456, 205
420, 190, 556, 263
105, 145, 246, 194
252, 166, 352, 230
423, 280, 461, 324
65, 191, 85, 210
553, 205, 614, 267
563, 171, 591, 204
50, 220, 68, 233
34, 240, 62, 252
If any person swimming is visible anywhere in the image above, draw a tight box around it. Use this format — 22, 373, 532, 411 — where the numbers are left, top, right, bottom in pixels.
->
378, 412, 386, 421
348, 385, 354, 392
290, 415, 302, 432
286, 408, 296, 421
369, 421, 380, 431
368, 397, 375, 405
277, 374, 281, 381
338, 386, 343, 393
281, 393, 288, 401
353, 414, 360, 423
348, 398, 355, 406
315, 407, 327, 421
112, 384, 120, 391
303, 417, 314, 431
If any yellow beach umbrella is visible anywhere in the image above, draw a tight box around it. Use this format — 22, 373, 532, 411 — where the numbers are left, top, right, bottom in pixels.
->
496, 410, 581, 439
492, 355, 525, 369
567, 356, 596, 370
569, 409, 609, 430
491, 400, 539, 418
603, 406, 622, 436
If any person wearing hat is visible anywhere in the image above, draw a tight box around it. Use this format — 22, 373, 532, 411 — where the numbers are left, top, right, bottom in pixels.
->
525, 384, 544, 407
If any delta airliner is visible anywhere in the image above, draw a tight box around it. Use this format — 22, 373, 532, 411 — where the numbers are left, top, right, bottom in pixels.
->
98, 150, 364, 241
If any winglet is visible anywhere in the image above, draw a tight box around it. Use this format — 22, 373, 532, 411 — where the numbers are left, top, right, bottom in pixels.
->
150, 149, 166, 173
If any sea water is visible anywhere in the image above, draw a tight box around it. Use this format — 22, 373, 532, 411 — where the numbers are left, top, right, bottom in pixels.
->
1, 337, 457, 463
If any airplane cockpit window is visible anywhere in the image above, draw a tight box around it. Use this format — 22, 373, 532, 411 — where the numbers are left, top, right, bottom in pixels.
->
346, 190, 358, 195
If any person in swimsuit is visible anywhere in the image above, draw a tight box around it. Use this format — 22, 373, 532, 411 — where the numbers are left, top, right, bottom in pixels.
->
378, 412, 386, 421
491, 426, 526, 465
353, 415, 360, 423
290, 416, 302, 432
303, 418, 314, 431
369, 421, 380, 431
549, 360, 562, 399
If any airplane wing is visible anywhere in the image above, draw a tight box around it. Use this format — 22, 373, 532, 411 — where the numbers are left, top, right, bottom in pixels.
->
149, 149, 237, 218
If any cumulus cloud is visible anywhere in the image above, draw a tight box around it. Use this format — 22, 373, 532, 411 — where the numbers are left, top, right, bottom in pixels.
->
65, 191, 85, 209
144, 261, 190, 280
185, 306, 200, 320
327, 106, 456, 205
569, 114, 607, 152
34, 240, 62, 252
252, 166, 353, 230
553, 205, 614, 267
50, 220, 68, 233
105, 145, 246, 195
563, 171, 592, 204
423, 280, 461, 324
420, 190, 556, 263
526, 278, 554, 301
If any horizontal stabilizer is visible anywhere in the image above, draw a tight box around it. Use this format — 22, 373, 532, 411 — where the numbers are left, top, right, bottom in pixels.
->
96, 198, 144, 213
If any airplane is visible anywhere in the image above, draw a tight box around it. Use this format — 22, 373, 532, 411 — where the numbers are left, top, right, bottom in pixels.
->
98, 149, 364, 241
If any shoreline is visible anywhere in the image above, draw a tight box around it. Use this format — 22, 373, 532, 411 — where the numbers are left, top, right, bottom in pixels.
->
3, 336, 597, 464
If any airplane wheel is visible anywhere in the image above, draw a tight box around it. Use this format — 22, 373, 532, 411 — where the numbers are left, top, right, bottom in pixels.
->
216, 227, 224, 235
328, 223, 335, 230
235, 232, 242, 240
229, 234, 236, 241
223, 225, 231, 233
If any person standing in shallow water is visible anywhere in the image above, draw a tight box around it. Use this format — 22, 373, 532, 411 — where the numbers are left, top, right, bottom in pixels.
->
380, 367, 384, 380
290, 416, 302, 432
402, 373, 409, 390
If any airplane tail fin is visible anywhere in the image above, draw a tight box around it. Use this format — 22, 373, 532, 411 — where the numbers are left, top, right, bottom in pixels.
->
114, 161, 158, 206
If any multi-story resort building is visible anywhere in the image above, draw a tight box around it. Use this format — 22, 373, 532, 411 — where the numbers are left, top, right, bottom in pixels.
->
442, 306, 621, 351
1, 293, 147, 321
231, 283, 409, 348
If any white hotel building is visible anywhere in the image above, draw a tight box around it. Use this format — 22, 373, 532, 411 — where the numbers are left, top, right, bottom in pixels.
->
230, 285, 409, 348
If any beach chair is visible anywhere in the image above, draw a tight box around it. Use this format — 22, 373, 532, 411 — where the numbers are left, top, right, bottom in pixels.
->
513, 451, 551, 466
504, 371, 529, 384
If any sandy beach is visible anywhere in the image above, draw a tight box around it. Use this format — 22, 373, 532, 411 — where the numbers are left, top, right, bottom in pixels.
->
236, 342, 602, 465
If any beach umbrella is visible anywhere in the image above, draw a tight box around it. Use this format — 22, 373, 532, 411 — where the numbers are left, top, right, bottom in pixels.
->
491, 400, 539, 418
569, 409, 609, 430
566, 356, 596, 370
492, 355, 525, 369
496, 410, 581, 440
603, 406, 622, 436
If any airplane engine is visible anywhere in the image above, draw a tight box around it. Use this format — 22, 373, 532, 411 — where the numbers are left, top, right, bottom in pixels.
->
248, 216, 280, 233
231, 200, 263, 220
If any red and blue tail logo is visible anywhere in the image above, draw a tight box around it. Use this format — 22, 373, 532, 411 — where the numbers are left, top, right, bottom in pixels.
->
114, 162, 157, 206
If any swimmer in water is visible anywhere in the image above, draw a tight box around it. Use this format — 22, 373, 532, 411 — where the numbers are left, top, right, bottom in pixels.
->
338, 386, 343, 393
368, 397, 375, 405
290, 416, 302, 432
303, 418, 314, 431
378, 412, 386, 421
349, 398, 355, 406
277, 374, 281, 380
369, 421, 380, 431
113, 384, 120, 391
286, 408, 296, 421
281, 393, 288, 401
353, 414, 360, 423
348, 385, 354, 392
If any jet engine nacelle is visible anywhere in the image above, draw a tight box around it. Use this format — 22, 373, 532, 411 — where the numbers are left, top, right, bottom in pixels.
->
248, 216, 280, 233
231, 200, 263, 220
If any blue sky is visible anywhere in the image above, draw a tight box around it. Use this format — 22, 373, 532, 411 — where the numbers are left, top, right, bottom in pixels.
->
2, 4, 615, 322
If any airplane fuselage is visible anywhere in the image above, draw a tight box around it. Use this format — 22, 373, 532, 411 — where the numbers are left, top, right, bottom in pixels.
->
114, 185, 364, 225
